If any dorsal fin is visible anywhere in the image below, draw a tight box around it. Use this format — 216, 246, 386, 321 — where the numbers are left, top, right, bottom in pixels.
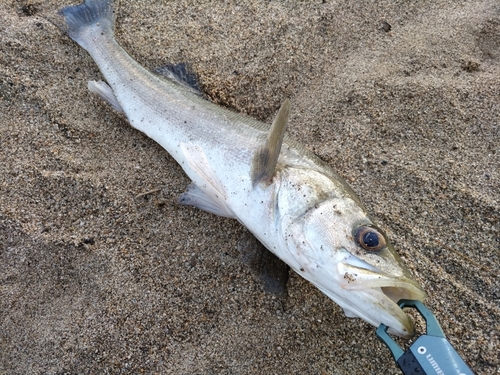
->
154, 63, 202, 95
251, 99, 290, 185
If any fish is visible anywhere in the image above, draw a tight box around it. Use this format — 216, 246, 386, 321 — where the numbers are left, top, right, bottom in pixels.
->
60, 0, 426, 337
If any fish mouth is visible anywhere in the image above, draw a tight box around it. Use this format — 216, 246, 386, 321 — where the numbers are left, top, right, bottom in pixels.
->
337, 261, 426, 337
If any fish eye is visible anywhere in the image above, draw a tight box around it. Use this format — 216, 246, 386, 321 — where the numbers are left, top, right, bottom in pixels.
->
354, 226, 387, 251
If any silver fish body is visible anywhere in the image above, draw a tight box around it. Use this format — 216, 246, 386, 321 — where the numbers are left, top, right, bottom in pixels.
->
61, 0, 426, 337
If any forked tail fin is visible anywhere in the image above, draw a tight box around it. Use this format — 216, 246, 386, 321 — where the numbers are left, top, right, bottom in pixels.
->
60, 0, 115, 50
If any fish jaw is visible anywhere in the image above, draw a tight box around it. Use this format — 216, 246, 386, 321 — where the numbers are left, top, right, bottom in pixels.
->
290, 247, 425, 338
274, 166, 426, 337
336, 255, 426, 337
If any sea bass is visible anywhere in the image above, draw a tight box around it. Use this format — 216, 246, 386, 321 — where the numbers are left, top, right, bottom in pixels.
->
61, 0, 426, 337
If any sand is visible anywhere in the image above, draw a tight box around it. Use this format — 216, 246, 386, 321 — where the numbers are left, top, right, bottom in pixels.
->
1, 0, 499, 374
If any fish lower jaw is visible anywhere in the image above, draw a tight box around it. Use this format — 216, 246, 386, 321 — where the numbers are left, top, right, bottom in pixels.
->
336, 287, 417, 338
329, 267, 421, 337
337, 277, 424, 337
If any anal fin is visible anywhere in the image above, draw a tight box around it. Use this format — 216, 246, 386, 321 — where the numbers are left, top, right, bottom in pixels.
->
178, 183, 234, 218
251, 99, 290, 185
88, 80, 123, 113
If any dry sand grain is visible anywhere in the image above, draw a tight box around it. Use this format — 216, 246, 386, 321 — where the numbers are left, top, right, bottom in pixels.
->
1, 0, 499, 374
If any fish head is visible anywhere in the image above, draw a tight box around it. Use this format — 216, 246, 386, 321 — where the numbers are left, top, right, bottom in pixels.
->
277, 167, 426, 337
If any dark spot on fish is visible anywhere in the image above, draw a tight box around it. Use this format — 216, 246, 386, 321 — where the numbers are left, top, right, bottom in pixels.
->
381, 21, 391, 32
344, 272, 356, 282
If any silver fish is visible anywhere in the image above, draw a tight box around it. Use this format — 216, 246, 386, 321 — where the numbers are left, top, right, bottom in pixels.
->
61, 0, 426, 337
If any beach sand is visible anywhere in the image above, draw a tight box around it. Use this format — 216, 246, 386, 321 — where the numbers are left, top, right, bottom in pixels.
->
1, 0, 499, 373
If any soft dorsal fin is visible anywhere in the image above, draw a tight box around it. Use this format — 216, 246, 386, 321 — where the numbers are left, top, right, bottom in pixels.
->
252, 99, 290, 185
154, 63, 202, 95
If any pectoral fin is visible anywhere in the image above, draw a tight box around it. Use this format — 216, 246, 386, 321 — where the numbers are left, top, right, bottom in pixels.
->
251, 99, 290, 185
180, 143, 234, 218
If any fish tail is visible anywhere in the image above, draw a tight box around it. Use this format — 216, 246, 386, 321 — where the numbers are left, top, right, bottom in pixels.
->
60, 0, 115, 50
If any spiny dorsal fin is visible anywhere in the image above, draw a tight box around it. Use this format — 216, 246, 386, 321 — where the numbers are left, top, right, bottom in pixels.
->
252, 99, 290, 185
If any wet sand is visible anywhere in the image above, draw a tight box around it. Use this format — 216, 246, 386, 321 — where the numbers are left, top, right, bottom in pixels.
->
1, 1, 499, 374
